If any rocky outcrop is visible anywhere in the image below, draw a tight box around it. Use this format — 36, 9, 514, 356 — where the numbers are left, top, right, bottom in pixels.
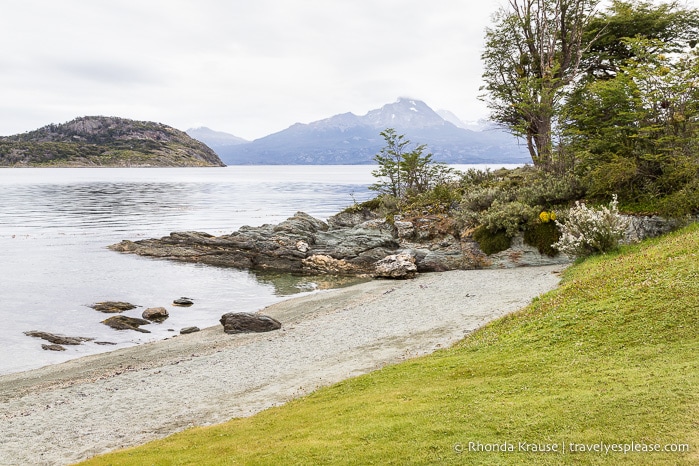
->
220, 312, 282, 334
109, 211, 399, 275
108, 209, 694, 277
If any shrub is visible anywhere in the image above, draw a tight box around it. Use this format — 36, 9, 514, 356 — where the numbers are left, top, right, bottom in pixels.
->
523, 221, 561, 257
472, 225, 512, 255
552, 195, 630, 257
480, 200, 538, 237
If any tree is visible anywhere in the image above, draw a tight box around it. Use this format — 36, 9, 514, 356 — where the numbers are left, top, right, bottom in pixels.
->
581, 0, 699, 80
370, 129, 452, 199
481, 0, 600, 170
563, 37, 699, 213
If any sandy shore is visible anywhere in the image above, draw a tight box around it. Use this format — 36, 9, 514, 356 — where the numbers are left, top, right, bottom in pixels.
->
0, 266, 564, 465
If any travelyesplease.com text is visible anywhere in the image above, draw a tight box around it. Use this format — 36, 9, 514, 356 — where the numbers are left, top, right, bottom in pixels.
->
454, 441, 689, 455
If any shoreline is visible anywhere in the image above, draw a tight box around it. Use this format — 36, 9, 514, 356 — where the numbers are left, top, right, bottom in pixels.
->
0, 266, 565, 465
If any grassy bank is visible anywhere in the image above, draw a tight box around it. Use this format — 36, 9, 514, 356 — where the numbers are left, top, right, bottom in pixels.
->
79, 224, 699, 465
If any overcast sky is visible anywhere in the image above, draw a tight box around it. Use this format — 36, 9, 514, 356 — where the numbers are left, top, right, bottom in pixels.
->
2, 1, 694, 141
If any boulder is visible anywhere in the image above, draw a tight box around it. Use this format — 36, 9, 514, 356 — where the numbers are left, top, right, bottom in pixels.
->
88, 301, 137, 313
180, 326, 200, 334
102, 316, 151, 333
24, 331, 94, 345
220, 312, 282, 334
374, 254, 418, 279
142, 307, 169, 322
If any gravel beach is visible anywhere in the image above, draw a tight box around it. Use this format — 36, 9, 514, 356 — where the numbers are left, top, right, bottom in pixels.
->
0, 266, 564, 465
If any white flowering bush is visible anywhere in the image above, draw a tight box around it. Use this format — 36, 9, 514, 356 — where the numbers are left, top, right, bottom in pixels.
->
553, 195, 630, 257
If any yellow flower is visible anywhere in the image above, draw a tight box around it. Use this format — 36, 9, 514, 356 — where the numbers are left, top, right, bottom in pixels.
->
550, 211, 556, 221
539, 211, 550, 223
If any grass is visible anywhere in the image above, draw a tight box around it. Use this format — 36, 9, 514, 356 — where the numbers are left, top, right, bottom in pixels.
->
78, 224, 699, 465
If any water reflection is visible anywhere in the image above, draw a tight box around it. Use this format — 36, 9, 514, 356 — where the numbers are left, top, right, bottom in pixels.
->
249, 270, 371, 296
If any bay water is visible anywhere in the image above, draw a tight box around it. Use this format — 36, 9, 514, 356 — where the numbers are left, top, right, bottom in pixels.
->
0, 164, 515, 375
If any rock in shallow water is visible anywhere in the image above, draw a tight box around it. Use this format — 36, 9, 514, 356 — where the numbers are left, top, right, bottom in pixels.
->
102, 316, 151, 333
142, 307, 169, 322
41, 344, 66, 351
220, 312, 282, 334
173, 297, 194, 307
88, 301, 138, 313
180, 326, 200, 334
24, 331, 94, 345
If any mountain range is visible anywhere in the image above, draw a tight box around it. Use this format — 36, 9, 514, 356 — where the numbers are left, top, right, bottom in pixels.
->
187, 98, 529, 165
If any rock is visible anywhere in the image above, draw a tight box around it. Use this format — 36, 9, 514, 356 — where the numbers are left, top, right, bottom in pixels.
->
394, 221, 415, 240
220, 312, 282, 334
109, 211, 399, 276
302, 254, 363, 275
180, 326, 200, 334
42, 344, 66, 351
173, 298, 194, 307
374, 253, 418, 279
94, 341, 118, 346
102, 316, 151, 333
24, 331, 94, 345
89, 301, 138, 313
142, 307, 169, 322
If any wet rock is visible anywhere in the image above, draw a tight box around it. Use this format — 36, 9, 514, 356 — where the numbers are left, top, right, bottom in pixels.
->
173, 298, 194, 307
180, 326, 200, 334
24, 331, 94, 345
142, 307, 169, 322
102, 316, 151, 333
42, 344, 66, 351
94, 341, 118, 346
374, 253, 418, 279
89, 301, 138, 313
220, 312, 282, 334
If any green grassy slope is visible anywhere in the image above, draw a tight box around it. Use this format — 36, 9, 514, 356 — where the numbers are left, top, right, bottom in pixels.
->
79, 224, 699, 465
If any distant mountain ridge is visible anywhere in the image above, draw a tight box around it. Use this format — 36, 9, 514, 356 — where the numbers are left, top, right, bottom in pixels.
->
186, 127, 248, 150
204, 98, 529, 165
0, 116, 225, 167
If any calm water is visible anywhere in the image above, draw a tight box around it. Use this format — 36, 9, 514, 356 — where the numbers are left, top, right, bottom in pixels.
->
0, 164, 516, 374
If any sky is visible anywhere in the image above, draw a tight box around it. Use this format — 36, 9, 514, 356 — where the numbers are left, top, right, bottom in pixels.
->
2, 1, 695, 141
0, 0, 508, 140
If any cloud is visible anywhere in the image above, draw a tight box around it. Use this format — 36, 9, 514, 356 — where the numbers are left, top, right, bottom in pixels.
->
0, 0, 503, 139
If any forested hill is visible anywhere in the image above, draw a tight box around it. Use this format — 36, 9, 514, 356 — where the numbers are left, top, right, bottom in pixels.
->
0, 116, 225, 167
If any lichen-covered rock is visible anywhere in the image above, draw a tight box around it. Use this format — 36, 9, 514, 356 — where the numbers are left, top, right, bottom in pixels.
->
142, 307, 169, 322
374, 254, 418, 279
220, 312, 282, 334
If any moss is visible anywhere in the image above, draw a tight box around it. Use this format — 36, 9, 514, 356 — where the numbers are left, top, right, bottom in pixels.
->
472, 225, 512, 255
523, 221, 561, 257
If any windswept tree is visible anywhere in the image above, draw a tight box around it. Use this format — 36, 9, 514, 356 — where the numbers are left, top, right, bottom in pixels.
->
481, 0, 600, 170
370, 128, 452, 199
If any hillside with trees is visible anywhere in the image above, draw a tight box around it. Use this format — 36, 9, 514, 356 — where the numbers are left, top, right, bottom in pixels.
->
0, 116, 225, 167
